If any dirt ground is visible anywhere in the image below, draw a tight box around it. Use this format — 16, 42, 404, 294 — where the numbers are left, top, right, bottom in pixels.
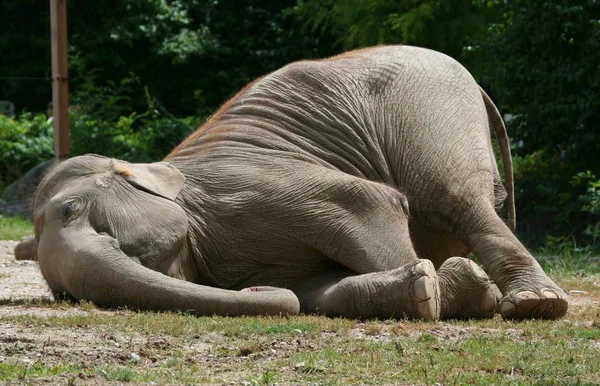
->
0, 241, 52, 301
1, 240, 599, 385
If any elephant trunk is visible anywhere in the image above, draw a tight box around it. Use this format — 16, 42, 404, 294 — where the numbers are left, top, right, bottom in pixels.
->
38, 226, 300, 316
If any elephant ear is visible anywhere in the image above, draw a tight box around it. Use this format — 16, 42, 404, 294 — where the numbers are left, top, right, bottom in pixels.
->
112, 160, 185, 201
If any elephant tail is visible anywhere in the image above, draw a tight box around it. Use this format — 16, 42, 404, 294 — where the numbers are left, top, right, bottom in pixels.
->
480, 87, 516, 232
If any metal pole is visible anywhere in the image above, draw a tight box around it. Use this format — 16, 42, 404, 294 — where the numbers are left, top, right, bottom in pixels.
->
50, 0, 69, 160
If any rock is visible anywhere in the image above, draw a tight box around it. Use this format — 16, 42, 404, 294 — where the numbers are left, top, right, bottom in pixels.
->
568, 290, 588, 295
1, 159, 55, 201
0, 159, 55, 218
0, 199, 31, 217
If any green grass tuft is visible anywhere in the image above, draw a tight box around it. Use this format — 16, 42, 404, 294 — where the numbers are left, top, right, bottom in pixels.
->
536, 237, 600, 274
0, 215, 33, 240
0, 363, 82, 382
98, 367, 139, 382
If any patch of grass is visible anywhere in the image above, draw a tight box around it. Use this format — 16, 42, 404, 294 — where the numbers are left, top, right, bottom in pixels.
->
286, 327, 600, 385
98, 366, 139, 382
2, 302, 599, 384
226, 319, 320, 337
246, 369, 279, 385
0, 311, 350, 339
0, 253, 599, 384
0, 362, 82, 382
536, 240, 600, 274
553, 271, 600, 300
0, 215, 33, 240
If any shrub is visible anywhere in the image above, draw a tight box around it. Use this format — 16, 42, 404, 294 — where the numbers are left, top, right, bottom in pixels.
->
573, 171, 600, 245
513, 149, 600, 251
69, 72, 201, 163
0, 113, 53, 191
0, 108, 199, 195
69, 111, 199, 163
137, 116, 201, 161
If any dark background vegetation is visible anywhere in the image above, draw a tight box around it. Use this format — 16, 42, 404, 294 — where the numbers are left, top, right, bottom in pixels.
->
0, 0, 598, 251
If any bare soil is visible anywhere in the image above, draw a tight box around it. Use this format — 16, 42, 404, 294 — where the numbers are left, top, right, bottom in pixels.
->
1, 240, 599, 385
0, 241, 52, 301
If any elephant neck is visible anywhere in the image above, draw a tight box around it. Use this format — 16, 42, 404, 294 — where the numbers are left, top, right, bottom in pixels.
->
171, 176, 222, 287
167, 235, 220, 287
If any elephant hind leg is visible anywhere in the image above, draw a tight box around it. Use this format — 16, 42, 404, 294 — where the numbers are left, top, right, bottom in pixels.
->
292, 259, 440, 320
464, 204, 568, 320
409, 220, 469, 269
437, 257, 501, 320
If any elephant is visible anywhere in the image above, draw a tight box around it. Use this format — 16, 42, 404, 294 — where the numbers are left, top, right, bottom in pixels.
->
30, 45, 568, 320
14, 235, 36, 261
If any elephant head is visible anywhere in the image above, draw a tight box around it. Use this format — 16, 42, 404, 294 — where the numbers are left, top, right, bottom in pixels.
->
32, 154, 299, 316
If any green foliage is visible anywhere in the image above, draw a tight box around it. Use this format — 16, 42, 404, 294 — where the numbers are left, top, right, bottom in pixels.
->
69, 108, 199, 164
0, 79, 200, 194
0, 0, 51, 112
0, 114, 53, 191
574, 171, 600, 215
536, 235, 598, 273
1, 1, 336, 115
64, 0, 335, 116
99, 367, 138, 382
1, 0, 599, 251
483, 1, 600, 249
511, 150, 600, 249
0, 215, 34, 240
0, 363, 82, 382
484, 1, 600, 162
289, 0, 498, 75
68, 72, 201, 163
573, 171, 600, 244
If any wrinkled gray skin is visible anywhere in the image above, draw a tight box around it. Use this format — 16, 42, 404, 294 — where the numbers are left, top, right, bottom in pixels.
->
31, 46, 568, 320
14, 235, 36, 261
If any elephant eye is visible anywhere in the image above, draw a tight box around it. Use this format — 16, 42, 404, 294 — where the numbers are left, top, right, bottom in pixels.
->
61, 200, 78, 222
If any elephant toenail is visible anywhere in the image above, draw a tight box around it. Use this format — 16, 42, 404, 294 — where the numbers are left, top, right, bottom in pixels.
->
481, 290, 497, 311
414, 276, 433, 301
414, 275, 439, 320
514, 291, 538, 303
542, 290, 559, 299
491, 284, 502, 302
499, 301, 515, 315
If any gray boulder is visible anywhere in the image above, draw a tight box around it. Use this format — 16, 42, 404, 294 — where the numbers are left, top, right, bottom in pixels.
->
0, 160, 55, 218
1, 160, 55, 202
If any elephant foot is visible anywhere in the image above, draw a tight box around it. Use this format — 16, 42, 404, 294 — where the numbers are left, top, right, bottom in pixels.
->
409, 259, 441, 320
498, 282, 568, 320
345, 258, 441, 320
305, 259, 440, 320
365, 258, 441, 320
438, 257, 501, 320
14, 235, 37, 261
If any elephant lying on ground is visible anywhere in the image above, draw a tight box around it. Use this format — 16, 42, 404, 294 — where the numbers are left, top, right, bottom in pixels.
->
30, 46, 568, 320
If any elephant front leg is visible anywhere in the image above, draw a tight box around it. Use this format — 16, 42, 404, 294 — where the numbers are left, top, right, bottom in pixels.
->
467, 213, 568, 320
292, 259, 440, 320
